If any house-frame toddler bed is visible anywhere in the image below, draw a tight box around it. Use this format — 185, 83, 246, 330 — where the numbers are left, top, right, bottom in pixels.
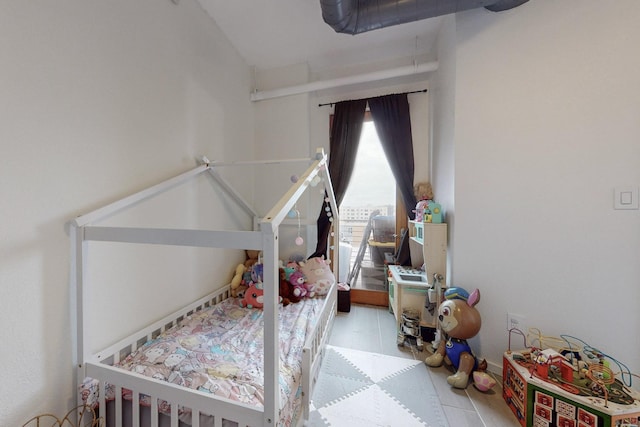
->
70, 148, 339, 427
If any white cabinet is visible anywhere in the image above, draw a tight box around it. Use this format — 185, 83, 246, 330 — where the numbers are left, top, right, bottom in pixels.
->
388, 222, 448, 339
408, 221, 447, 285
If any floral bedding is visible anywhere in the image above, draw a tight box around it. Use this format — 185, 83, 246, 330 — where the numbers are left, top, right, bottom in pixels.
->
81, 295, 326, 426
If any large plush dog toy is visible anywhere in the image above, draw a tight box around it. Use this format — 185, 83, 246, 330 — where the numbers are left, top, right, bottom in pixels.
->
425, 287, 485, 389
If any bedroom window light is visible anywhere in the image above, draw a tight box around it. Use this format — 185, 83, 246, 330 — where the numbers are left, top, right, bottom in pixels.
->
340, 118, 395, 291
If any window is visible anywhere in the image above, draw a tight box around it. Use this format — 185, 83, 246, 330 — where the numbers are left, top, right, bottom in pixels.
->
340, 118, 396, 290
340, 120, 395, 217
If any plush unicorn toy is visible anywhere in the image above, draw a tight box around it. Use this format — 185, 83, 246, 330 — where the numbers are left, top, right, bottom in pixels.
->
239, 283, 264, 309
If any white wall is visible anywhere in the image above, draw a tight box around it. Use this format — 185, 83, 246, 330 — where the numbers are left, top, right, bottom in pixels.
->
252, 64, 316, 261
0, 1, 252, 425
450, 0, 640, 373
430, 15, 457, 281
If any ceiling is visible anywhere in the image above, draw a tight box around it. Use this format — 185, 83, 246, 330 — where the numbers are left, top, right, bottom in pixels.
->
196, 0, 444, 73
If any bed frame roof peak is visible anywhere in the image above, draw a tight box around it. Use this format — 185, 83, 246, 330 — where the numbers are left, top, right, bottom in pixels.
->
71, 148, 330, 231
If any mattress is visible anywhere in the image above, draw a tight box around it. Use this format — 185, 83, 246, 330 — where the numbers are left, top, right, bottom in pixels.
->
81, 295, 326, 426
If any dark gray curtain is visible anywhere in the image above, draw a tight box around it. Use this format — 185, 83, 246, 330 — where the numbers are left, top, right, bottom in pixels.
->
311, 93, 417, 266
310, 99, 367, 259
368, 93, 417, 220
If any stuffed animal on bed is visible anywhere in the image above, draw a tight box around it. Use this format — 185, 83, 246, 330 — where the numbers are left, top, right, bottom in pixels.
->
279, 260, 297, 282
231, 283, 248, 298
288, 270, 309, 298
239, 282, 264, 309
299, 256, 335, 296
424, 287, 487, 389
242, 270, 252, 285
279, 268, 300, 306
245, 250, 261, 268
250, 263, 263, 284
230, 263, 246, 294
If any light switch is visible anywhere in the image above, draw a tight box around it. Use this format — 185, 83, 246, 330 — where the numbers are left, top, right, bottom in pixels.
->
614, 187, 639, 210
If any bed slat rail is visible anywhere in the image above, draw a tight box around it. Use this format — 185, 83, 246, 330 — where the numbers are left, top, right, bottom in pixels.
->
93, 286, 231, 363
301, 282, 337, 420
132, 392, 140, 427
88, 363, 262, 427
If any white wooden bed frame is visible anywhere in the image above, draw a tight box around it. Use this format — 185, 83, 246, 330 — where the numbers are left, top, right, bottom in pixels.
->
70, 148, 339, 427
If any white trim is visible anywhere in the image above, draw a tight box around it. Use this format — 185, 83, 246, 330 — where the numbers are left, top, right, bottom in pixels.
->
84, 226, 263, 250
250, 61, 439, 102
209, 157, 313, 166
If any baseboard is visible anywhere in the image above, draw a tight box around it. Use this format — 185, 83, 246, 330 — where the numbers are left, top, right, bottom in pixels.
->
350, 288, 388, 306
486, 358, 503, 378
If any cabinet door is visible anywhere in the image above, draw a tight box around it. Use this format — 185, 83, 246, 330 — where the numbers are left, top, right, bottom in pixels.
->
423, 223, 447, 284
388, 276, 399, 321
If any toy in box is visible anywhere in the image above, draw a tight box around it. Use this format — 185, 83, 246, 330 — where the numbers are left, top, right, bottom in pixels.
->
372, 215, 395, 243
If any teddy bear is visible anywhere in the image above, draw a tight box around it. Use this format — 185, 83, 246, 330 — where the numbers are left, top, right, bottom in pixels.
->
298, 256, 335, 297
424, 287, 486, 389
230, 283, 248, 298
289, 270, 309, 298
245, 250, 260, 268
279, 268, 300, 306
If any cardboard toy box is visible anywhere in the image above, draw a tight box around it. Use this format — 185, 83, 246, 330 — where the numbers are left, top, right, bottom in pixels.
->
372, 215, 395, 243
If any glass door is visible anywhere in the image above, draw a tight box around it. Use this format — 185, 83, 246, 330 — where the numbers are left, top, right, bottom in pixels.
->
339, 119, 396, 306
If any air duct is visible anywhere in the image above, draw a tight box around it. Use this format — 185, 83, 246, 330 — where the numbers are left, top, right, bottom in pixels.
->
320, 0, 529, 35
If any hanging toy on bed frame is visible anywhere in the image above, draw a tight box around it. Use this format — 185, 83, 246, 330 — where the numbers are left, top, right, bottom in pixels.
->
303, 169, 333, 227
289, 175, 305, 246
424, 287, 494, 390
288, 203, 304, 246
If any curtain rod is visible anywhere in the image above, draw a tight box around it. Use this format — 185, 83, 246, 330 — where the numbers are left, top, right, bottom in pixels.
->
317, 89, 427, 107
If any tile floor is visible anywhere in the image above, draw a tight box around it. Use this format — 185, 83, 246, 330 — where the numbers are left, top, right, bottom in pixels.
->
327, 303, 520, 427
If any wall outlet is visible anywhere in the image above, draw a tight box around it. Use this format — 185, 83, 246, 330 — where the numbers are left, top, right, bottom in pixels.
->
507, 313, 527, 333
